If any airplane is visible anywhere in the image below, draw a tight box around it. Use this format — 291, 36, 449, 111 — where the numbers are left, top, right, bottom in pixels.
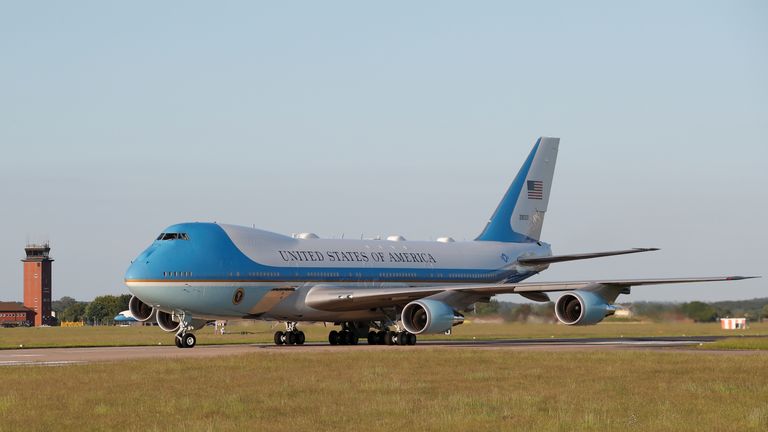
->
113, 310, 137, 323
124, 137, 755, 348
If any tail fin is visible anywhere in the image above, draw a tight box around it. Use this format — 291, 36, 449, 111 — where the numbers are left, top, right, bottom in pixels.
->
476, 137, 559, 242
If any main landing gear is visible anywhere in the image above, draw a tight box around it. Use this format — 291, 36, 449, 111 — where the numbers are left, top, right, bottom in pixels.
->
365, 330, 416, 346
328, 329, 358, 345
274, 322, 306, 346
327, 322, 417, 346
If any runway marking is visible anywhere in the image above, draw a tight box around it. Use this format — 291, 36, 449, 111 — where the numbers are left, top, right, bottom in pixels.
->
0, 360, 85, 367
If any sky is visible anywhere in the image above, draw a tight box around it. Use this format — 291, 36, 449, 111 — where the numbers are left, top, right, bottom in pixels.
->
0, 1, 766, 303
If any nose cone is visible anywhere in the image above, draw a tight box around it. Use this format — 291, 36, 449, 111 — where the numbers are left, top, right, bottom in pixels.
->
124, 242, 161, 288
125, 260, 148, 281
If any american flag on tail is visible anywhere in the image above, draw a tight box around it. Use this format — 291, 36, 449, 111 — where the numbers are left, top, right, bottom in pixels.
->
527, 180, 543, 199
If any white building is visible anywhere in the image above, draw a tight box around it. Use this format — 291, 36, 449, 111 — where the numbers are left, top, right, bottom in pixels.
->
720, 317, 747, 330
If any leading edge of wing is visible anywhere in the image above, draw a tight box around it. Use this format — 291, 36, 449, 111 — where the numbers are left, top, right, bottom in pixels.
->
516, 248, 659, 266
304, 276, 758, 312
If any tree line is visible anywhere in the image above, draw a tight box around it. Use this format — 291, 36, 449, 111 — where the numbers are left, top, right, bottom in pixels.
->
52, 294, 132, 325
470, 297, 768, 323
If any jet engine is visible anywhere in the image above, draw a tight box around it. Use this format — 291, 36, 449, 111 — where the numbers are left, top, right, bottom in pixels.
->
401, 299, 464, 334
156, 310, 181, 332
554, 290, 615, 325
156, 310, 207, 333
128, 295, 155, 322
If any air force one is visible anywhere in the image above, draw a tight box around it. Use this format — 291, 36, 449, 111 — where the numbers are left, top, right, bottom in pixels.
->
125, 137, 754, 348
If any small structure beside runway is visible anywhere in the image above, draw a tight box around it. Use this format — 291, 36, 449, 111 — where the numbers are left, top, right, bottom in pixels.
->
720, 317, 747, 330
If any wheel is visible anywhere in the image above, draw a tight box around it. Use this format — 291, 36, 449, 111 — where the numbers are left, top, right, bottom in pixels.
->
182, 333, 196, 348
376, 330, 387, 345
329, 330, 339, 345
274, 331, 285, 345
296, 331, 306, 345
384, 331, 394, 346
338, 330, 348, 345
367, 330, 377, 345
348, 332, 359, 345
286, 331, 297, 345
175, 336, 183, 348
396, 332, 408, 346
407, 333, 417, 345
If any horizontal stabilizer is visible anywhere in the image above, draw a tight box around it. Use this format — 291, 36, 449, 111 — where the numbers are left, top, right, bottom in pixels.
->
517, 248, 659, 266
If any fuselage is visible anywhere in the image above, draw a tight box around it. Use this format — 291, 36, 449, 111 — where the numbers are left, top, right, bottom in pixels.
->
125, 222, 551, 321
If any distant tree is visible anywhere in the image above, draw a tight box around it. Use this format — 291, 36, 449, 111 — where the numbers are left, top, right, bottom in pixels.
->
85, 295, 122, 324
61, 302, 87, 322
762, 305, 768, 322
117, 294, 132, 311
52, 296, 78, 315
681, 301, 718, 322
472, 299, 500, 315
511, 304, 533, 322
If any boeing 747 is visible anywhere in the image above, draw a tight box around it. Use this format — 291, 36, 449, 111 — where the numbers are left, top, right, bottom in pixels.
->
125, 137, 754, 348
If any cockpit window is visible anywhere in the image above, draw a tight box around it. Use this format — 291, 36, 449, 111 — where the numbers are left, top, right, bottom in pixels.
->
156, 233, 190, 241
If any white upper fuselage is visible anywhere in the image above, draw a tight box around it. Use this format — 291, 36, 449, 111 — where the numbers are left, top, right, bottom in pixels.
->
124, 223, 551, 320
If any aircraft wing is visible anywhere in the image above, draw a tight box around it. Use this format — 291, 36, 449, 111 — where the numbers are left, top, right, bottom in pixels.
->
304, 276, 757, 312
517, 248, 658, 265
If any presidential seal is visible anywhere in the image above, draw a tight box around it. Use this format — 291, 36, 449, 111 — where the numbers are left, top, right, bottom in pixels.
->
232, 288, 245, 305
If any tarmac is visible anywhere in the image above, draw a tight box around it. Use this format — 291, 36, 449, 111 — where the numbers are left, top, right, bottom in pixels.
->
1, 336, 765, 366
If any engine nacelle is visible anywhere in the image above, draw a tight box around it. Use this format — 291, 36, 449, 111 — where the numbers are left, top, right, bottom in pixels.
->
128, 295, 155, 322
156, 310, 207, 333
554, 290, 615, 325
156, 310, 181, 332
401, 299, 464, 335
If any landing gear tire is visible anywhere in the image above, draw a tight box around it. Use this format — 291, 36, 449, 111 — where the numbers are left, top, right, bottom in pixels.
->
376, 330, 387, 345
296, 331, 306, 345
396, 332, 408, 346
286, 331, 297, 345
181, 333, 196, 348
367, 331, 377, 345
329, 330, 339, 345
407, 332, 417, 345
175, 336, 183, 348
347, 332, 359, 345
274, 331, 285, 345
384, 331, 395, 346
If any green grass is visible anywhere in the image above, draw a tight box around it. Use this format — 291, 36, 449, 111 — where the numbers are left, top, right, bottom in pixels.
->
704, 337, 768, 350
0, 349, 767, 431
2, 321, 767, 349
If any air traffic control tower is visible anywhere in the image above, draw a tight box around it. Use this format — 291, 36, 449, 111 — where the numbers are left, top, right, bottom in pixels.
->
22, 243, 53, 326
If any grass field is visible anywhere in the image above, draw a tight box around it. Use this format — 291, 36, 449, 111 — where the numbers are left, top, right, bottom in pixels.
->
0, 349, 766, 431
2, 321, 768, 349
704, 337, 768, 351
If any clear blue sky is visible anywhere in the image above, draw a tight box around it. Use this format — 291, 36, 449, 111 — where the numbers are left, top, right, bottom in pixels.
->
1, 1, 766, 302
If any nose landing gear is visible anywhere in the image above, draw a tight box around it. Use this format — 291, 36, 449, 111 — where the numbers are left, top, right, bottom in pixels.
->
175, 332, 197, 348
173, 312, 199, 349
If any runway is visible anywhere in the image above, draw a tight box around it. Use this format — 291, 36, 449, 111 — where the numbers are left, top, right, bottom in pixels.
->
2, 336, 764, 366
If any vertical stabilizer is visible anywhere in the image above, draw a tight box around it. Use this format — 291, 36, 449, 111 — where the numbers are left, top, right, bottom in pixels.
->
476, 137, 559, 242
